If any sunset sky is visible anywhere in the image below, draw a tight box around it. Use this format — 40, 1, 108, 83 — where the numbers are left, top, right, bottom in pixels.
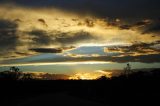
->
0, 0, 160, 78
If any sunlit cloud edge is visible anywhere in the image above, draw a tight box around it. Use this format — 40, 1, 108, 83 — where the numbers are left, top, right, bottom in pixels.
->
0, 61, 112, 67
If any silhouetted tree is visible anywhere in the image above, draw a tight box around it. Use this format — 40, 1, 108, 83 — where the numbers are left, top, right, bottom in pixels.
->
0, 66, 22, 80
10, 66, 20, 72
124, 63, 132, 76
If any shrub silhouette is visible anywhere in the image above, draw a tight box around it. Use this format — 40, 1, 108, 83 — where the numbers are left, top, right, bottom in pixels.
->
22, 73, 33, 80
0, 66, 22, 80
97, 75, 109, 80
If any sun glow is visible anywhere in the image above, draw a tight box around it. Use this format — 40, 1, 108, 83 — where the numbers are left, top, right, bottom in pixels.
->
69, 70, 112, 80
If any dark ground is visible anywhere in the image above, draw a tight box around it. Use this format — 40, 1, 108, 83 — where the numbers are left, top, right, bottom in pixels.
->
0, 69, 160, 106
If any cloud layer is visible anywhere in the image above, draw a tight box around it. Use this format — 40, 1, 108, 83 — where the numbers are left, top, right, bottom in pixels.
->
1, 0, 160, 19
0, 1, 160, 64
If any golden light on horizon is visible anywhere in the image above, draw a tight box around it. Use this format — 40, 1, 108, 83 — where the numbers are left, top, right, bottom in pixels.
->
69, 70, 112, 80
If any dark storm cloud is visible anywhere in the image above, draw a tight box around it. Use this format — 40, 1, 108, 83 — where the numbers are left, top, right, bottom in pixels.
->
28, 30, 53, 46
0, 19, 18, 29
145, 25, 160, 34
29, 48, 62, 53
0, 19, 19, 52
142, 20, 160, 34
0, 0, 160, 19
0, 19, 31, 59
115, 19, 160, 36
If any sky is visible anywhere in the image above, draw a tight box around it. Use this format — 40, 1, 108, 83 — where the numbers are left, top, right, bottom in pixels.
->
0, 0, 160, 79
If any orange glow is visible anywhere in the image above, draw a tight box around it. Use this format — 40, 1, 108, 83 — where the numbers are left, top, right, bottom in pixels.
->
69, 71, 112, 80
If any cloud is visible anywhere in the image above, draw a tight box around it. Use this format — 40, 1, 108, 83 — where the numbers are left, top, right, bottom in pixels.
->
118, 20, 152, 30
55, 31, 97, 45
0, 19, 19, 57
84, 18, 94, 27
0, 2, 160, 63
112, 54, 160, 63
38, 18, 48, 27
104, 41, 160, 56
0, 21, 51, 59
15, 52, 35, 57
116, 19, 160, 36
23, 42, 160, 63
28, 29, 53, 46
29, 48, 62, 53
28, 29, 97, 46
119, 25, 132, 30
1, 0, 160, 19
133, 19, 152, 28
142, 20, 160, 35
29, 46, 76, 54
14, 18, 22, 23
67, 54, 160, 63
6, 53, 160, 64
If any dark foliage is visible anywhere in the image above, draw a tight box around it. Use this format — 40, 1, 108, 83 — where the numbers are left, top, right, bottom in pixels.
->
0, 68, 160, 106
0, 67, 33, 80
